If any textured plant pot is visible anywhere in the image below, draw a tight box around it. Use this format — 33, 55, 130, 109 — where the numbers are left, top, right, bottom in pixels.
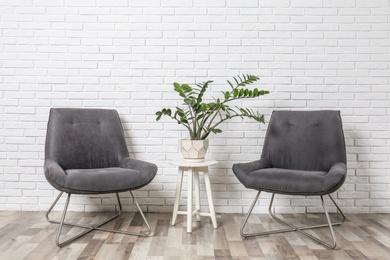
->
180, 139, 209, 162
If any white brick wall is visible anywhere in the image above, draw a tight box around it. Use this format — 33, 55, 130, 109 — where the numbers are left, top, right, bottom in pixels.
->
1, 1, 389, 213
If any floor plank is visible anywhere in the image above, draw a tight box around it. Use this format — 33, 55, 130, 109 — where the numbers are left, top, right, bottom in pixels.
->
0, 212, 389, 259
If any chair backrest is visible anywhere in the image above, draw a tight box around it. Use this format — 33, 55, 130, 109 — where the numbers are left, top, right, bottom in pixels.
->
261, 110, 346, 172
45, 108, 129, 170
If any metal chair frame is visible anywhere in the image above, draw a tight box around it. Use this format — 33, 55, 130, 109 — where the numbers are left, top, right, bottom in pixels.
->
241, 191, 346, 249
46, 191, 151, 247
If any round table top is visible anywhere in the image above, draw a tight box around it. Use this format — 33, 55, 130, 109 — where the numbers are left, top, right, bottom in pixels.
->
169, 160, 218, 167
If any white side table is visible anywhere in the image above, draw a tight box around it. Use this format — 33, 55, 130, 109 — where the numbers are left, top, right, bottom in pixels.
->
169, 160, 218, 233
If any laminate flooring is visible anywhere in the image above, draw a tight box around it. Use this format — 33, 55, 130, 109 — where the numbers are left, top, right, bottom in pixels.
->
0, 211, 389, 260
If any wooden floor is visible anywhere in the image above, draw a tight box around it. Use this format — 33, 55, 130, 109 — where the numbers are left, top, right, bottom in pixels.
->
0, 211, 389, 260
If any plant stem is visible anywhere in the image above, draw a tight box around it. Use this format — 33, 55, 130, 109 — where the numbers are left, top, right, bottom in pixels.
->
187, 104, 196, 138
168, 115, 194, 138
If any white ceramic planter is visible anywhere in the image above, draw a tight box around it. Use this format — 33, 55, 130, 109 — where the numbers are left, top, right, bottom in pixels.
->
180, 139, 209, 162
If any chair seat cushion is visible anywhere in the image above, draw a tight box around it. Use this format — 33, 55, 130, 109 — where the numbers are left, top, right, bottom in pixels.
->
63, 167, 151, 194
244, 168, 329, 195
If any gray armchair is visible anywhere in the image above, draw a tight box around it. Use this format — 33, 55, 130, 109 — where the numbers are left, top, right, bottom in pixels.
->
44, 108, 157, 247
233, 110, 347, 249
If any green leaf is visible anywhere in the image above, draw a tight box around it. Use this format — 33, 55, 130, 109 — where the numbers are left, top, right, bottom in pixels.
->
227, 80, 234, 89
207, 103, 216, 110
196, 104, 207, 113
233, 77, 239, 85
173, 82, 180, 90
196, 114, 204, 120
155, 111, 162, 121
177, 110, 185, 118
184, 98, 192, 105
181, 84, 192, 93
233, 89, 239, 98
238, 75, 242, 83
210, 128, 222, 134
224, 91, 230, 100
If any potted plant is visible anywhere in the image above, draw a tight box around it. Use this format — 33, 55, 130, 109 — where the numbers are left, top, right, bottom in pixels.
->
155, 74, 269, 162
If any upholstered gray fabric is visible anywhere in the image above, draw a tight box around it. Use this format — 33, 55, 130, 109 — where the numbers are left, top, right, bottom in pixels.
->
44, 108, 157, 194
233, 110, 347, 196
262, 110, 346, 171
45, 108, 129, 170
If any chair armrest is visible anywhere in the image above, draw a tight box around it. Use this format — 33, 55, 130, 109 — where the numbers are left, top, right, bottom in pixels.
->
233, 158, 271, 174
232, 158, 271, 185
44, 160, 67, 188
324, 162, 347, 193
120, 157, 158, 177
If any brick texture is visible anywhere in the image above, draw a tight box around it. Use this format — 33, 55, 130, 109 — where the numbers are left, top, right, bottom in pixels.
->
1, 1, 389, 213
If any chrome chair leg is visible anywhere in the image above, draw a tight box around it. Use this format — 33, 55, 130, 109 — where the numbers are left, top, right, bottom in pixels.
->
241, 192, 346, 249
240, 191, 261, 237
46, 191, 152, 247
130, 191, 152, 236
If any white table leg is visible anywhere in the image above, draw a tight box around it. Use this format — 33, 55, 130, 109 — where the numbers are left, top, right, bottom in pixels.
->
187, 167, 193, 233
194, 170, 201, 222
171, 167, 184, 226
204, 169, 218, 229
